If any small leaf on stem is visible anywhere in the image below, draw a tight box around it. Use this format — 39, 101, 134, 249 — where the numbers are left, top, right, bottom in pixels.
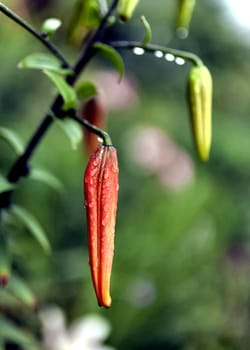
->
18, 53, 73, 75
54, 117, 83, 150
30, 168, 64, 192
0, 127, 24, 155
6, 274, 37, 310
94, 43, 124, 81
44, 70, 78, 110
140, 16, 152, 45
10, 205, 51, 254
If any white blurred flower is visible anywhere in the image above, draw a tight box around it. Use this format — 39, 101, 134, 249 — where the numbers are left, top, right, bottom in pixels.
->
129, 126, 194, 190
39, 305, 116, 350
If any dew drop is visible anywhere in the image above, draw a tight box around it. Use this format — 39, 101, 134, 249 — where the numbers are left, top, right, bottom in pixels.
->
88, 201, 94, 208
102, 218, 108, 226
165, 53, 175, 62
90, 169, 98, 178
103, 204, 109, 212
111, 164, 118, 173
133, 47, 144, 56
103, 170, 109, 179
175, 57, 185, 65
154, 50, 164, 58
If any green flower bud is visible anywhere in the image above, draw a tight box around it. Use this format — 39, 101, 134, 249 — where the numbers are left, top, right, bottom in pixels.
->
118, 0, 139, 22
188, 65, 213, 161
176, 0, 196, 38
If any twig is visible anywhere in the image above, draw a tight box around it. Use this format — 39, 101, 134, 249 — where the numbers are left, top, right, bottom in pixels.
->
68, 111, 112, 146
0, 2, 70, 68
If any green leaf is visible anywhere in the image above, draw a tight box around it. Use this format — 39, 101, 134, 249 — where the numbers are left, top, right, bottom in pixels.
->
76, 80, 98, 100
41, 18, 62, 37
10, 205, 51, 254
0, 127, 24, 155
44, 70, 78, 110
18, 53, 72, 75
94, 43, 124, 81
7, 275, 37, 310
0, 174, 15, 193
54, 118, 83, 150
30, 168, 64, 192
140, 15, 152, 45
0, 317, 39, 349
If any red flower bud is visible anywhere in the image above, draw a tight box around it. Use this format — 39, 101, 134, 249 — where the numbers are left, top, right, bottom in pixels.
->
84, 145, 119, 307
81, 97, 106, 156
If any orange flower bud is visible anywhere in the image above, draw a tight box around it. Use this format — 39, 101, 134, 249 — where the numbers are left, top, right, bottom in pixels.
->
84, 145, 119, 308
81, 97, 106, 156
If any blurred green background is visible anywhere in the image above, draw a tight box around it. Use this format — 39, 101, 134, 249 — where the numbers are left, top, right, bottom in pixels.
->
1, 1, 250, 349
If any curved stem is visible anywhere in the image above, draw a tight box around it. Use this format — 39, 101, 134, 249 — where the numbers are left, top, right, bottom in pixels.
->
69, 111, 112, 146
0, 2, 70, 68
110, 40, 203, 66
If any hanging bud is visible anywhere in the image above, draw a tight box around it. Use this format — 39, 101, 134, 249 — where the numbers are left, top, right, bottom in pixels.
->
176, 0, 196, 38
188, 64, 213, 161
81, 97, 106, 156
84, 145, 119, 307
118, 0, 139, 22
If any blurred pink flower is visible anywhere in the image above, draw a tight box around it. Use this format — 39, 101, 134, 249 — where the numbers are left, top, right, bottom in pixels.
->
129, 126, 194, 189
92, 70, 138, 111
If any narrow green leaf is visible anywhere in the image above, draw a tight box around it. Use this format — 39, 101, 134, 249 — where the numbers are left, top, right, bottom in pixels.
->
76, 81, 98, 100
7, 275, 37, 310
0, 127, 24, 155
41, 18, 62, 37
140, 16, 152, 45
44, 70, 78, 110
30, 168, 64, 192
0, 317, 38, 349
10, 205, 51, 254
54, 118, 83, 150
0, 288, 21, 307
94, 43, 124, 81
18, 53, 72, 75
0, 174, 15, 193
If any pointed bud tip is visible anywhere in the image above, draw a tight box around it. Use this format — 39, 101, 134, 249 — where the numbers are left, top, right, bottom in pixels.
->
98, 296, 112, 308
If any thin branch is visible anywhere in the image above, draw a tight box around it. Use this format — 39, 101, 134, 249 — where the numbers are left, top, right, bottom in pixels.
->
68, 111, 112, 146
110, 40, 203, 66
0, 2, 70, 68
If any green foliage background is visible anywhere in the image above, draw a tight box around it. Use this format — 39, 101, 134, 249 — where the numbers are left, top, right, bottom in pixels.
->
1, 0, 250, 349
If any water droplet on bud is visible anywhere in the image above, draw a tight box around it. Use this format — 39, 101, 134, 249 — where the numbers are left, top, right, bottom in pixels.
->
133, 47, 145, 55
